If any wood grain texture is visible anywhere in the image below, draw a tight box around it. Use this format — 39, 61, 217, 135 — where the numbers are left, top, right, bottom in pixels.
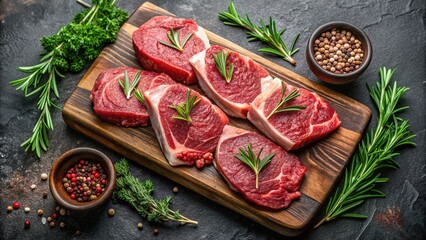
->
62, 2, 371, 236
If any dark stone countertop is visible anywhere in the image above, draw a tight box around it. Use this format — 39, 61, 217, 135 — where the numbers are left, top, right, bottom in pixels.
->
0, 0, 425, 239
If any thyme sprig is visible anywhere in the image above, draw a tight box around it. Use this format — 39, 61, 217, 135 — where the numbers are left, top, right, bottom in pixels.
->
158, 29, 193, 52
267, 81, 305, 119
113, 159, 198, 225
235, 144, 275, 189
213, 50, 234, 83
118, 70, 141, 99
169, 89, 200, 122
219, 0, 299, 65
9, 0, 127, 157
314, 67, 416, 229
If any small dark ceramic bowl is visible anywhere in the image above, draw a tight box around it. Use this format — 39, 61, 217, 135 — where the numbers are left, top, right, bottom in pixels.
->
306, 21, 372, 84
49, 147, 116, 211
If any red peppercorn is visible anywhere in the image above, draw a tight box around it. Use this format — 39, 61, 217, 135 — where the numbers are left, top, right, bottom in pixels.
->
94, 173, 100, 179
13, 202, 20, 209
101, 179, 106, 185
66, 174, 71, 179
24, 219, 30, 229
79, 160, 85, 165
52, 213, 58, 219
153, 227, 159, 236
70, 194, 76, 199
71, 173, 76, 178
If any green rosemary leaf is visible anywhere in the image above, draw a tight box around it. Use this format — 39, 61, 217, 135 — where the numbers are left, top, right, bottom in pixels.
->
267, 81, 305, 119
212, 50, 234, 83
159, 29, 193, 52
113, 159, 198, 225
314, 67, 416, 229
169, 89, 200, 122
134, 88, 145, 104
235, 143, 274, 189
219, 0, 299, 65
118, 70, 141, 99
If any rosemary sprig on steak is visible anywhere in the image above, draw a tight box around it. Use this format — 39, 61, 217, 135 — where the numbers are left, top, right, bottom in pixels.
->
133, 88, 145, 104
219, 0, 299, 65
267, 81, 305, 119
9, 0, 127, 157
113, 159, 198, 225
235, 143, 275, 189
118, 70, 141, 99
314, 67, 416, 229
159, 29, 193, 52
169, 89, 200, 122
212, 50, 234, 83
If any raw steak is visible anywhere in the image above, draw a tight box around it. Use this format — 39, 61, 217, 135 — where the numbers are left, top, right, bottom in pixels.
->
189, 45, 273, 118
90, 67, 175, 127
132, 16, 210, 84
144, 84, 229, 168
248, 78, 341, 150
215, 125, 307, 209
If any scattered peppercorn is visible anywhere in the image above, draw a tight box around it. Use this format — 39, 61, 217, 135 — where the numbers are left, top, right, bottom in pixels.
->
24, 207, 30, 213
76, 230, 81, 236
108, 208, 115, 217
60, 222, 65, 228
153, 227, 159, 236
24, 220, 31, 229
42, 192, 48, 199
49, 221, 55, 228
66, 210, 71, 216
62, 160, 107, 202
30, 184, 36, 190
38, 209, 44, 216
47, 217, 52, 222
7, 206, 13, 212
13, 202, 20, 210
41, 173, 48, 180
313, 28, 364, 74
52, 213, 58, 219
59, 208, 66, 216
55, 206, 61, 211
172, 186, 179, 193
137, 223, 143, 230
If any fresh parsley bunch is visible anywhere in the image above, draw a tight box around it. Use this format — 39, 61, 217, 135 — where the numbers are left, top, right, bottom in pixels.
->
10, 0, 127, 157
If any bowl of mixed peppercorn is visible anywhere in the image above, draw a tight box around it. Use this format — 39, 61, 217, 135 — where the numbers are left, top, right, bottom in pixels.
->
49, 147, 116, 211
306, 21, 372, 84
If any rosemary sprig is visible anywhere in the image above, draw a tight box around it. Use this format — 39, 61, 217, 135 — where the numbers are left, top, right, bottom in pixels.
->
235, 143, 275, 189
219, 0, 299, 65
212, 50, 234, 83
133, 88, 145, 104
158, 29, 193, 52
9, 0, 127, 157
118, 70, 141, 99
267, 81, 305, 119
314, 67, 416, 229
169, 89, 200, 122
113, 159, 198, 225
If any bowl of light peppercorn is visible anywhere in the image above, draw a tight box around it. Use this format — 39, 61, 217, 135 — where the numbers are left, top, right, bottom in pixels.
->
49, 147, 116, 211
306, 21, 372, 84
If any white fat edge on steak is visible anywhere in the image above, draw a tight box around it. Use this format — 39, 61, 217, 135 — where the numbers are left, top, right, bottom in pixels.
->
195, 26, 211, 48
190, 48, 273, 118
247, 78, 296, 151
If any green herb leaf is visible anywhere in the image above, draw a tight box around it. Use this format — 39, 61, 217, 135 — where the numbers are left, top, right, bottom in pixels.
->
314, 67, 416, 229
9, 0, 128, 157
133, 88, 145, 104
212, 50, 234, 83
169, 89, 200, 122
113, 159, 198, 225
235, 143, 275, 189
158, 28, 193, 52
219, 1, 299, 65
118, 70, 141, 99
267, 81, 305, 119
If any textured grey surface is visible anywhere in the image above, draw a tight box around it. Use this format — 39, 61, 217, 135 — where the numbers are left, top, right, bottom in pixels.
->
0, 0, 425, 239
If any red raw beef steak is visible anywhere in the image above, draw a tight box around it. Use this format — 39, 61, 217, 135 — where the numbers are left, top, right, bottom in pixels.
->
215, 125, 307, 209
248, 78, 341, 150
133, 16, 210, 84
144, 84, 229, 168
190, 45, 273, 118
90, 67, 175, 127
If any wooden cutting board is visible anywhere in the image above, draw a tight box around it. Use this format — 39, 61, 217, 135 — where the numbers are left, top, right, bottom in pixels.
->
62, 2, 371, 236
